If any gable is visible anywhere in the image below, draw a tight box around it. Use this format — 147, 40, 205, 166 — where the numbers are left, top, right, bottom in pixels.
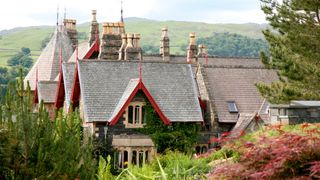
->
109, 79, 170, 126
24, 27, 74, 90
77, 60, 203, 123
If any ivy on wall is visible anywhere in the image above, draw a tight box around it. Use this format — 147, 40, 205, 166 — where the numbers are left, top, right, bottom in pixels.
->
137, 102, 200, 153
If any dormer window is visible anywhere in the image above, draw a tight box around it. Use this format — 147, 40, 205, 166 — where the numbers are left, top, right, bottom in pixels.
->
125, 102, 146, 128
227, 101, 238, 113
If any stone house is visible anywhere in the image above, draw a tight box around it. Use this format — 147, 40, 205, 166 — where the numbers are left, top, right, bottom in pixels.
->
24, 9, 281, 165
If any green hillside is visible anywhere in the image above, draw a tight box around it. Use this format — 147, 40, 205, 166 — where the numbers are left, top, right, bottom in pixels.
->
0, 18, 267, 66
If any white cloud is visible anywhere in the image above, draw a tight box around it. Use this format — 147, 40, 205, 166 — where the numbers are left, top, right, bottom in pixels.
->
0, 0, 267, 30
202, 9, 267, 24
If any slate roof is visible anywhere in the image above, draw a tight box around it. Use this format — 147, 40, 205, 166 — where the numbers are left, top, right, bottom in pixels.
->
291, 101, 320, 107
204, 65, 278, 123
24, 26, 74, 90
198, 57, 264, 68
228, 113, 257, 138
38, 81, 58, 103
62, 62, 76, 108
108, 79, 140, 122
67, 42, 88, 62
78, 60, 203, 123
143, 55, 187, 63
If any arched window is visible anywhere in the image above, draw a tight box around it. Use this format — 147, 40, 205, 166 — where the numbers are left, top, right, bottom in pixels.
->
126, 102, 146, 128
128, 106, 133, 124
132, 150, 137, 165
138, 151, 144, 167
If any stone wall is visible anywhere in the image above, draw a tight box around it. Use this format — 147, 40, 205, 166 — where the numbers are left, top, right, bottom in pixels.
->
270, 107, 320, 125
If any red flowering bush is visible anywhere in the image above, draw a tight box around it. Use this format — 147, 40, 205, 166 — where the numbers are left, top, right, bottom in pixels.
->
209, 124, 320, 179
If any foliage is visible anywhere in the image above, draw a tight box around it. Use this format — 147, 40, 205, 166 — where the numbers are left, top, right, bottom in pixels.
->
209, 124, 320, 179
258, 0, 320, 103
40, 34, 52, 50
141, 45, 158, 54
116, 151, 209, 180
197, 32, 269, 58
7, 47, 33, 68
0, 70, 96, 179
96, 156, 114, 180
0, 48, 33, 103
138, 102, 200, 153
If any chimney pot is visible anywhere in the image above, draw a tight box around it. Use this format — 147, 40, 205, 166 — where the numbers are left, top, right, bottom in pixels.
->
133, 33, 140, 48
161, 27, 168, 35
92, 10, 97, 22
102, 23, 108, 35
189, 32, 196, 45
126, 33, 134, 48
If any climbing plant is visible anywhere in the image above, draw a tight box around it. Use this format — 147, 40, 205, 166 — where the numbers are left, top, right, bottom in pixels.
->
138, 102, 200, 154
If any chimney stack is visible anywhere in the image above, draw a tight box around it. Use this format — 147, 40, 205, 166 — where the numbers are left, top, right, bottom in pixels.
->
99, 22, 122, 60
160, 27, 170, 61
187, 32, 197, 64
123, 33, 142, 60
63, 19, 78, 50
197, 44, 207, 58
89, 10, 99, 46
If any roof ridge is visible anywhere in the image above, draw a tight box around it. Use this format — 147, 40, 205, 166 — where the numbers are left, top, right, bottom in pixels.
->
203, 65, 269, 69
78, 59, 190, 65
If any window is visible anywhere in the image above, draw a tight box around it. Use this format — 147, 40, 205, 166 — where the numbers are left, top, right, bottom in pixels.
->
128, 106, 133, 123
135, 106, 140, 124
125, 102, 146, 128
227, 101, 238, 113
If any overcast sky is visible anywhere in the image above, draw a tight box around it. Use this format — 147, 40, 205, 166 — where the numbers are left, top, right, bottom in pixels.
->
0, 0, 266, 30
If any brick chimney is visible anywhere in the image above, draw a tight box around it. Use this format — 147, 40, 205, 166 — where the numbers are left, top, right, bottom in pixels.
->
124, 33, 142, 60
99, 22, 122, 60
63, 19, 78, 50
197, 44, 208, 58
187, 32, 197, 63
160, 27, 170, 61
89, 10, 99, 46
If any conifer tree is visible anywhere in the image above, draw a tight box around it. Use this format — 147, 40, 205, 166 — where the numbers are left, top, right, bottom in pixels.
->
0, 69, 96, 179
258, 0, 320, 103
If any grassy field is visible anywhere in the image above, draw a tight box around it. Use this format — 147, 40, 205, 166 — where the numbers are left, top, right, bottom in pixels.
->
0, 18, 267, 67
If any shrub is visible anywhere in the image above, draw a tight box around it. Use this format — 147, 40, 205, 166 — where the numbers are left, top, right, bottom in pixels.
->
209, 124, 320, 179
117, 151, 210, 180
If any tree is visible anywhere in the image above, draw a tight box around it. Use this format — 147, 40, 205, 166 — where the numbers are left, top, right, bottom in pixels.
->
197, 32, 269, 58
257, 0, 320, 103
0, 70, 96, 179
21, 47, 31, 55
7, 47, 33, 68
